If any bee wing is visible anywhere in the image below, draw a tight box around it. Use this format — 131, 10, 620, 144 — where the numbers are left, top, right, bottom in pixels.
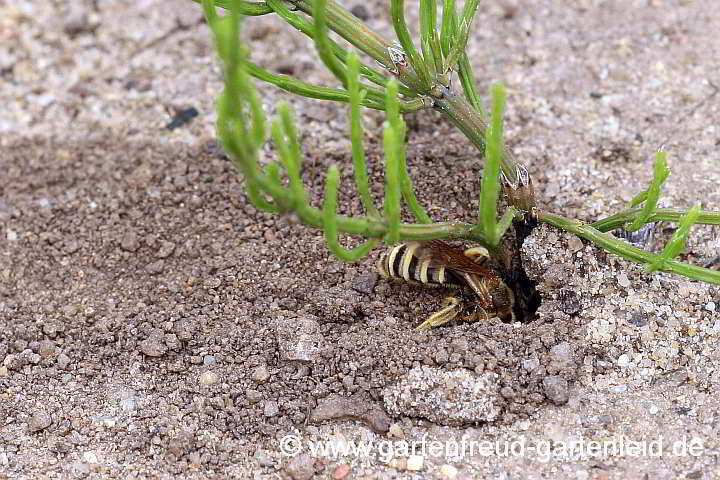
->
416, 240, 498, 278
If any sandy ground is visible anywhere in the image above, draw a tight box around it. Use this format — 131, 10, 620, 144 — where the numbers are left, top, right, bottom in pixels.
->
1, 0, 720, 479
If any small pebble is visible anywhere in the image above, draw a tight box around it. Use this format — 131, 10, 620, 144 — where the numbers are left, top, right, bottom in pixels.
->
119, 396, 137, 412
198, 371, 220, 386
203, 355, 216, 366
706, 301, 716, 312
3, 354, 19, 369
406, 455, 424, 471
549, 342, 575, 368
388, 423, 405, 439
156, 240, 176, 258
98, 416, 116, 428
575, 470, 589, 480
567, 236, 584, 252
543, 376, 569, 405
253, 365, 270, 383
264, 400, 279, 417
246, 389, 263, 404
350, 4, 369, 21
332, 464, 351, 479
351, 272, 378, 294
63, 7, 91, 36
83, 451, 98, 463
119, 231, 140, 252
648, 405, 659, 415
254, 448, 274, 467
139, 336, 168, 357
617, 273, 630, 288
56, 353, 71, 369
145, 260, 164, 275
309, 392, 390, 433
72, 462, 91, 474
37, 340, 56, 357
284, 453, 314, 480
28, 411, 52, 432
617, 354, 630, 367
438, 464, 458, 480
628, 311, 648, 327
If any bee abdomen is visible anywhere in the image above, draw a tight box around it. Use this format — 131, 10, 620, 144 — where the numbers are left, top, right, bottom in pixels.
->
377, 243, 460, 287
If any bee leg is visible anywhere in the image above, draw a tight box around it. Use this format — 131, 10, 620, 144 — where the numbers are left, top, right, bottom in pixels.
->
416, 296, 463, 330
462, 306, 490, 323
463, 246, 490, 265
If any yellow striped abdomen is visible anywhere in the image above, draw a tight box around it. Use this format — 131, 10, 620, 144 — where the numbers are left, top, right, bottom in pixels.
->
376, 243, 461, 287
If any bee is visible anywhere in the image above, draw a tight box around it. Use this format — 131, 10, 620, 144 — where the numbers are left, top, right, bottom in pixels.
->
376, 240, 516, 329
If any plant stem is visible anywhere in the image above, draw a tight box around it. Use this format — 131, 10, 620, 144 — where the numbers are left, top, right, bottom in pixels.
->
199, 0, 272, 15
245, 61, 425, 112
432, 87, 520, 185
591, 208, 720, 232
201, 0, 525, 191
539, 211, 720, 285
391, 0, 431, 89
264, 0, 413, 95
290, 0, 394, 68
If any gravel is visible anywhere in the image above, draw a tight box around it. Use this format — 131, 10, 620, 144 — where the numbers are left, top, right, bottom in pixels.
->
542, 376, 570, 405
27, 411, 52, 433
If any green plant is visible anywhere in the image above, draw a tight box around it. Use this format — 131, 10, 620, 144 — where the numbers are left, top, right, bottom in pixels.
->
199, 0, 720, 286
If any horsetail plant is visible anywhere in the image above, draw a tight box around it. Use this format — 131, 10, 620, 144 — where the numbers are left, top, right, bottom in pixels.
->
200, 0, 720, 287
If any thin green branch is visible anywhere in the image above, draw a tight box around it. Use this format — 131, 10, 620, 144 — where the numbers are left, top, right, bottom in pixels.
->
449, 10, 484, 117
310, 0, 395, 105
193, 0, 272, 16
244, 61, 426, 112
312, 0, 348, 87
348, 51, 379, 218
280, 104, 302, 171
432, 88, 520, 186
445, 0, 480, 73
391, 0, 432, 89
288, 0, 428, 93
440, 0, 456, 57
420, 0, 437, 46
204, 1, 278, 213
479, 83, 517, 245
323, 165, 380, 260
626, 151, 670, 232
421, 36, 438, 81
291, 0, 395, 68
420, 0, 446, 84
457, 53, 484, 116
386, 80, 432, 224
540, 211, 720, 285
383, 119, 402, 244
419, 0, 438, 80
266, 160, 282, 185
647, 204, 700, 272
274, 104, 309, 208
263, 0, 414, 96
592, 207, 720, 232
